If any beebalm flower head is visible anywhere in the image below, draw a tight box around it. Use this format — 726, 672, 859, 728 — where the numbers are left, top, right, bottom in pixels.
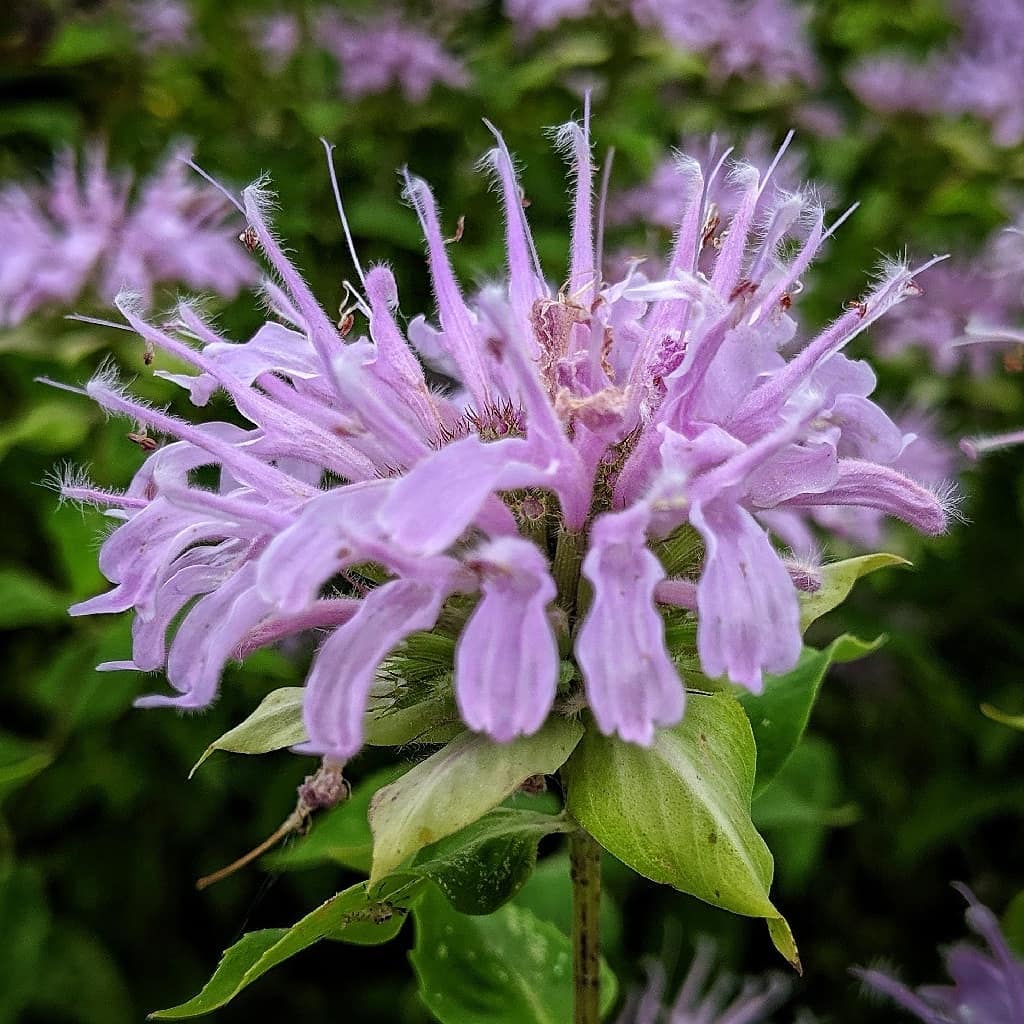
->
617, 939, 792, 1023
848, 0, 1024, 147
0, 143, 255, 327
129, 0, 195, 54
56, 113, 950, 760
315, 9, 469, 102
855, 884, 1024, 1023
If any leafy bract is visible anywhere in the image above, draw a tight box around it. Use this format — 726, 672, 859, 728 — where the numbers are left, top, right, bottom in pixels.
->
563, 693, 798, 969
799, 553, 909, 631
189, 688, 305, 777
368, 718, 583, 884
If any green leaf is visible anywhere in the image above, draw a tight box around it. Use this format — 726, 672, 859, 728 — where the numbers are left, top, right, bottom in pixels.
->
0, 732, 52, 802
1002, 890, 1024, 958
563, 694, 798, 968
364, 692, 463, 747
739, 634, 883, 794
799, 553, 910, 631
753, 738, 857, 893
385, 808, 574, 915
0, 865, 50, 1024
149, 882, 407, 1019
368, 718, 583, 884
267, 765, 407, 874
410, 884, 618, 1024
512, 853, 624, 959
189, 689, 306, 777
981, 703, 1024, 731
0, 569, 67, 630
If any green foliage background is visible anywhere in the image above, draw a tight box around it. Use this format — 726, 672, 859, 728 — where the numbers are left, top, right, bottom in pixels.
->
1, 0, 1023, 1020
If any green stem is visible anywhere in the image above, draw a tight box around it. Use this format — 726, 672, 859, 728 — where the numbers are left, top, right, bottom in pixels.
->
569, 829, 602, 1024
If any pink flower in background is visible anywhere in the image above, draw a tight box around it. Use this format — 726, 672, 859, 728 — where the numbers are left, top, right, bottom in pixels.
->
0, 143, 254, 327
631, 0, 819, 85
316, 10, 469, 102
504, 0, 592, 36
618, 939, 792, 1023
849, 0, 1024, 146
855, 885, 1024, 1023
55, 117, 948, 760
129, 0, 194, 54
248, 12, 301, 73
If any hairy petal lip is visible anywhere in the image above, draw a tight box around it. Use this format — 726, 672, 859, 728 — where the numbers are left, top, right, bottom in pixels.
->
576, 505, 684, 745
300, 579, 450, 759
455, 537, 559, 742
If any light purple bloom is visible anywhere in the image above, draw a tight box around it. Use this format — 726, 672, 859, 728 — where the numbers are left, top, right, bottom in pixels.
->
130, 0, 194, 54
315, 10, 469, 102
618, 938, 792, 1023
631, 0, 819, 86
849, 0, 1024, 147
856, 884, 1024, 1023
0, 143, 254, 327
55, 116, 949, 759
504, 0, 592, 36
247, 13, 301, 73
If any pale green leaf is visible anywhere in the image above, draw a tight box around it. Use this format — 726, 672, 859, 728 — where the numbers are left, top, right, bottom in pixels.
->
189, 688, 305, 777
799, 553, 910, 631
368, 718, 583, 884
563, 694, 797, 967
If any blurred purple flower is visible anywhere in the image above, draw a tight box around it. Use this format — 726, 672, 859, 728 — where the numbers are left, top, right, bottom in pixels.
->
849, 0, 1024, 146
618, 938, 792, 1023
504, 0, 592, 36
855, 884, 1024, 1023
316, 10, 468, 102
248, 12, 301, 73
0, 143, 254, 327
129, 0, 194, 53
631, 0, 819, 85
55, 118, 949, 758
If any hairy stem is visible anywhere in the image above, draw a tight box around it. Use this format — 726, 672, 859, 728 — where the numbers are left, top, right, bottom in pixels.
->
570, 828, 602, 1024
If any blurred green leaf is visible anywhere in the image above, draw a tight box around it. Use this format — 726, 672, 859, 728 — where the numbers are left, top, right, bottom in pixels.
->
981, 703, 1024, 732
739, 634, 884, 795
0, 567, 67, 629
0, 865, 50, 1024
410, 884, 618, 1024
0, 732, 52, 803
1002, 890, 1024, 959
368, 719, 583, 884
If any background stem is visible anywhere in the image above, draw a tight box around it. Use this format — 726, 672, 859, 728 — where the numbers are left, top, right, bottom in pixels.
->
569, 828, 602, 1024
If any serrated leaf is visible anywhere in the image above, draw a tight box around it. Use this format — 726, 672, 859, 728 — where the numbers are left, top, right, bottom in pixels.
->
410, 884, 618, 1024
149, 882, 407, 1019
563, 694, 797, 967
189, 688, 305, 777
368, 718, 583, 884
800, 553, 910, 631
739, 634, 883, 794
382, 808, 574, 915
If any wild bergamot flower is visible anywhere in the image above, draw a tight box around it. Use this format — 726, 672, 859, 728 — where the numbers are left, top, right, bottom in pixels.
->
53, 111, 950, 759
